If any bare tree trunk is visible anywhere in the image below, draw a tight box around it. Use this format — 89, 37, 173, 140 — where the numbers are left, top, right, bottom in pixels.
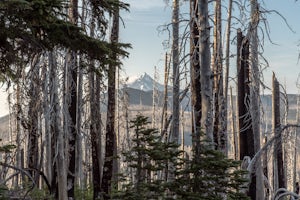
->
49, 51, 68, 200
171, 0, 180, 145
67, 0, 78, 198
75, 0, 86, 188
101, 4, 119, 198
249, 1, 264, 198
272, 73, 285, 191
41, 59, 52, 189
229, 87, 238, 159
224, 0, 233, 134
161, 52, 170, 139
189, 2, 203, 192
75, 57, 83, 189
90, 68, 102, 199
87, 14, 102, 198
199, 0, 213, 143
49, 52, 58, 197
237, 29, 257, 199
15, 74, 22, 187
212, 0, 226, 152
293, 94, 300, 193
27, 55, 40, 184
95, 74, 102, 183
190, 0, 201, 152
237, 29, 253, 160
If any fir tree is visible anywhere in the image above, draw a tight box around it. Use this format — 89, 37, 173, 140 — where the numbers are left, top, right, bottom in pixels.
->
114, 116, 249, 199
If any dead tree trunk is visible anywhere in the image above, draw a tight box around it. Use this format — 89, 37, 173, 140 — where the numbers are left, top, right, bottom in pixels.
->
67, 0, 78, 198
171, 0, 180, 144
190, 0, 201, 152
237, 29, 254, 160
199, 0, 213, 143
87, 15, 102, 199
212, 0, 226, 152
27, 55, 40, 184
49, 51, 68, 199
90, 68, 102, 199
229, 86, 238, 159
161, 52, 170, 140
293, 94, 300, 193
272, 73, 285, 191
237, 29, 256, 199
224, 0, 233, 141
249, 1, 264, 198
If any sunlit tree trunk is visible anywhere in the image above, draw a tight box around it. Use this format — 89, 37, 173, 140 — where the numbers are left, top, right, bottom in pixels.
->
49, 51, 68, 199
224, 0, 233, 156
229, 87, 238, 159
249, 1, 264, 198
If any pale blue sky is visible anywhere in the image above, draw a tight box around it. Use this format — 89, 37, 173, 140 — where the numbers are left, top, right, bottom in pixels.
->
0, 0, 300, 117
120, 0, 300, 94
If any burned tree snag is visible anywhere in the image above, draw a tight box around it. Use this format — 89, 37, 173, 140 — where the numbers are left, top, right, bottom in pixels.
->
272, 73, 286, 190
237, 29, 254, 159
237, 29, 256, 199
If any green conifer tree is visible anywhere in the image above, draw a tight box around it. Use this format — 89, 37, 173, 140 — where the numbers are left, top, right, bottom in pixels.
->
114, 116, 249, 200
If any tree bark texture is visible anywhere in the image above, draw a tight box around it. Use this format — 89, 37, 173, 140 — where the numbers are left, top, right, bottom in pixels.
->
161, 53, 170, 140
212, 0, 226, 152
190, 0, 201, 153
237, 29, 254, 160
67, 0, 78, 198
249, 1, 264, 198
101, 4, 119, 198
49, 51, 68, 200
90, 69, 102, 199
224, 0, 233, 139
199, 0, 213, 143
171, 0, 180, 144
236, 29, 256, 199
27, 55, 40, 184
272, 73, 285, 190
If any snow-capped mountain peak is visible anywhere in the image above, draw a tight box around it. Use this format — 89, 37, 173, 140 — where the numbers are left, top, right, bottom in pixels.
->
127, 72, 165, 91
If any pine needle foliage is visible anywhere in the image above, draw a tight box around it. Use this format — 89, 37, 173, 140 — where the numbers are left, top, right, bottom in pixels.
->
0, 0, 130, 79
114, 115, 182, 200
114, 115, 249, 200
173, 141, 250, 200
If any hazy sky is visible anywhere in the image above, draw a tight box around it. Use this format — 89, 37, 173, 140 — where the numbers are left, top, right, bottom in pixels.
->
0, 0, 300, 117
120, 0, 300, 94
